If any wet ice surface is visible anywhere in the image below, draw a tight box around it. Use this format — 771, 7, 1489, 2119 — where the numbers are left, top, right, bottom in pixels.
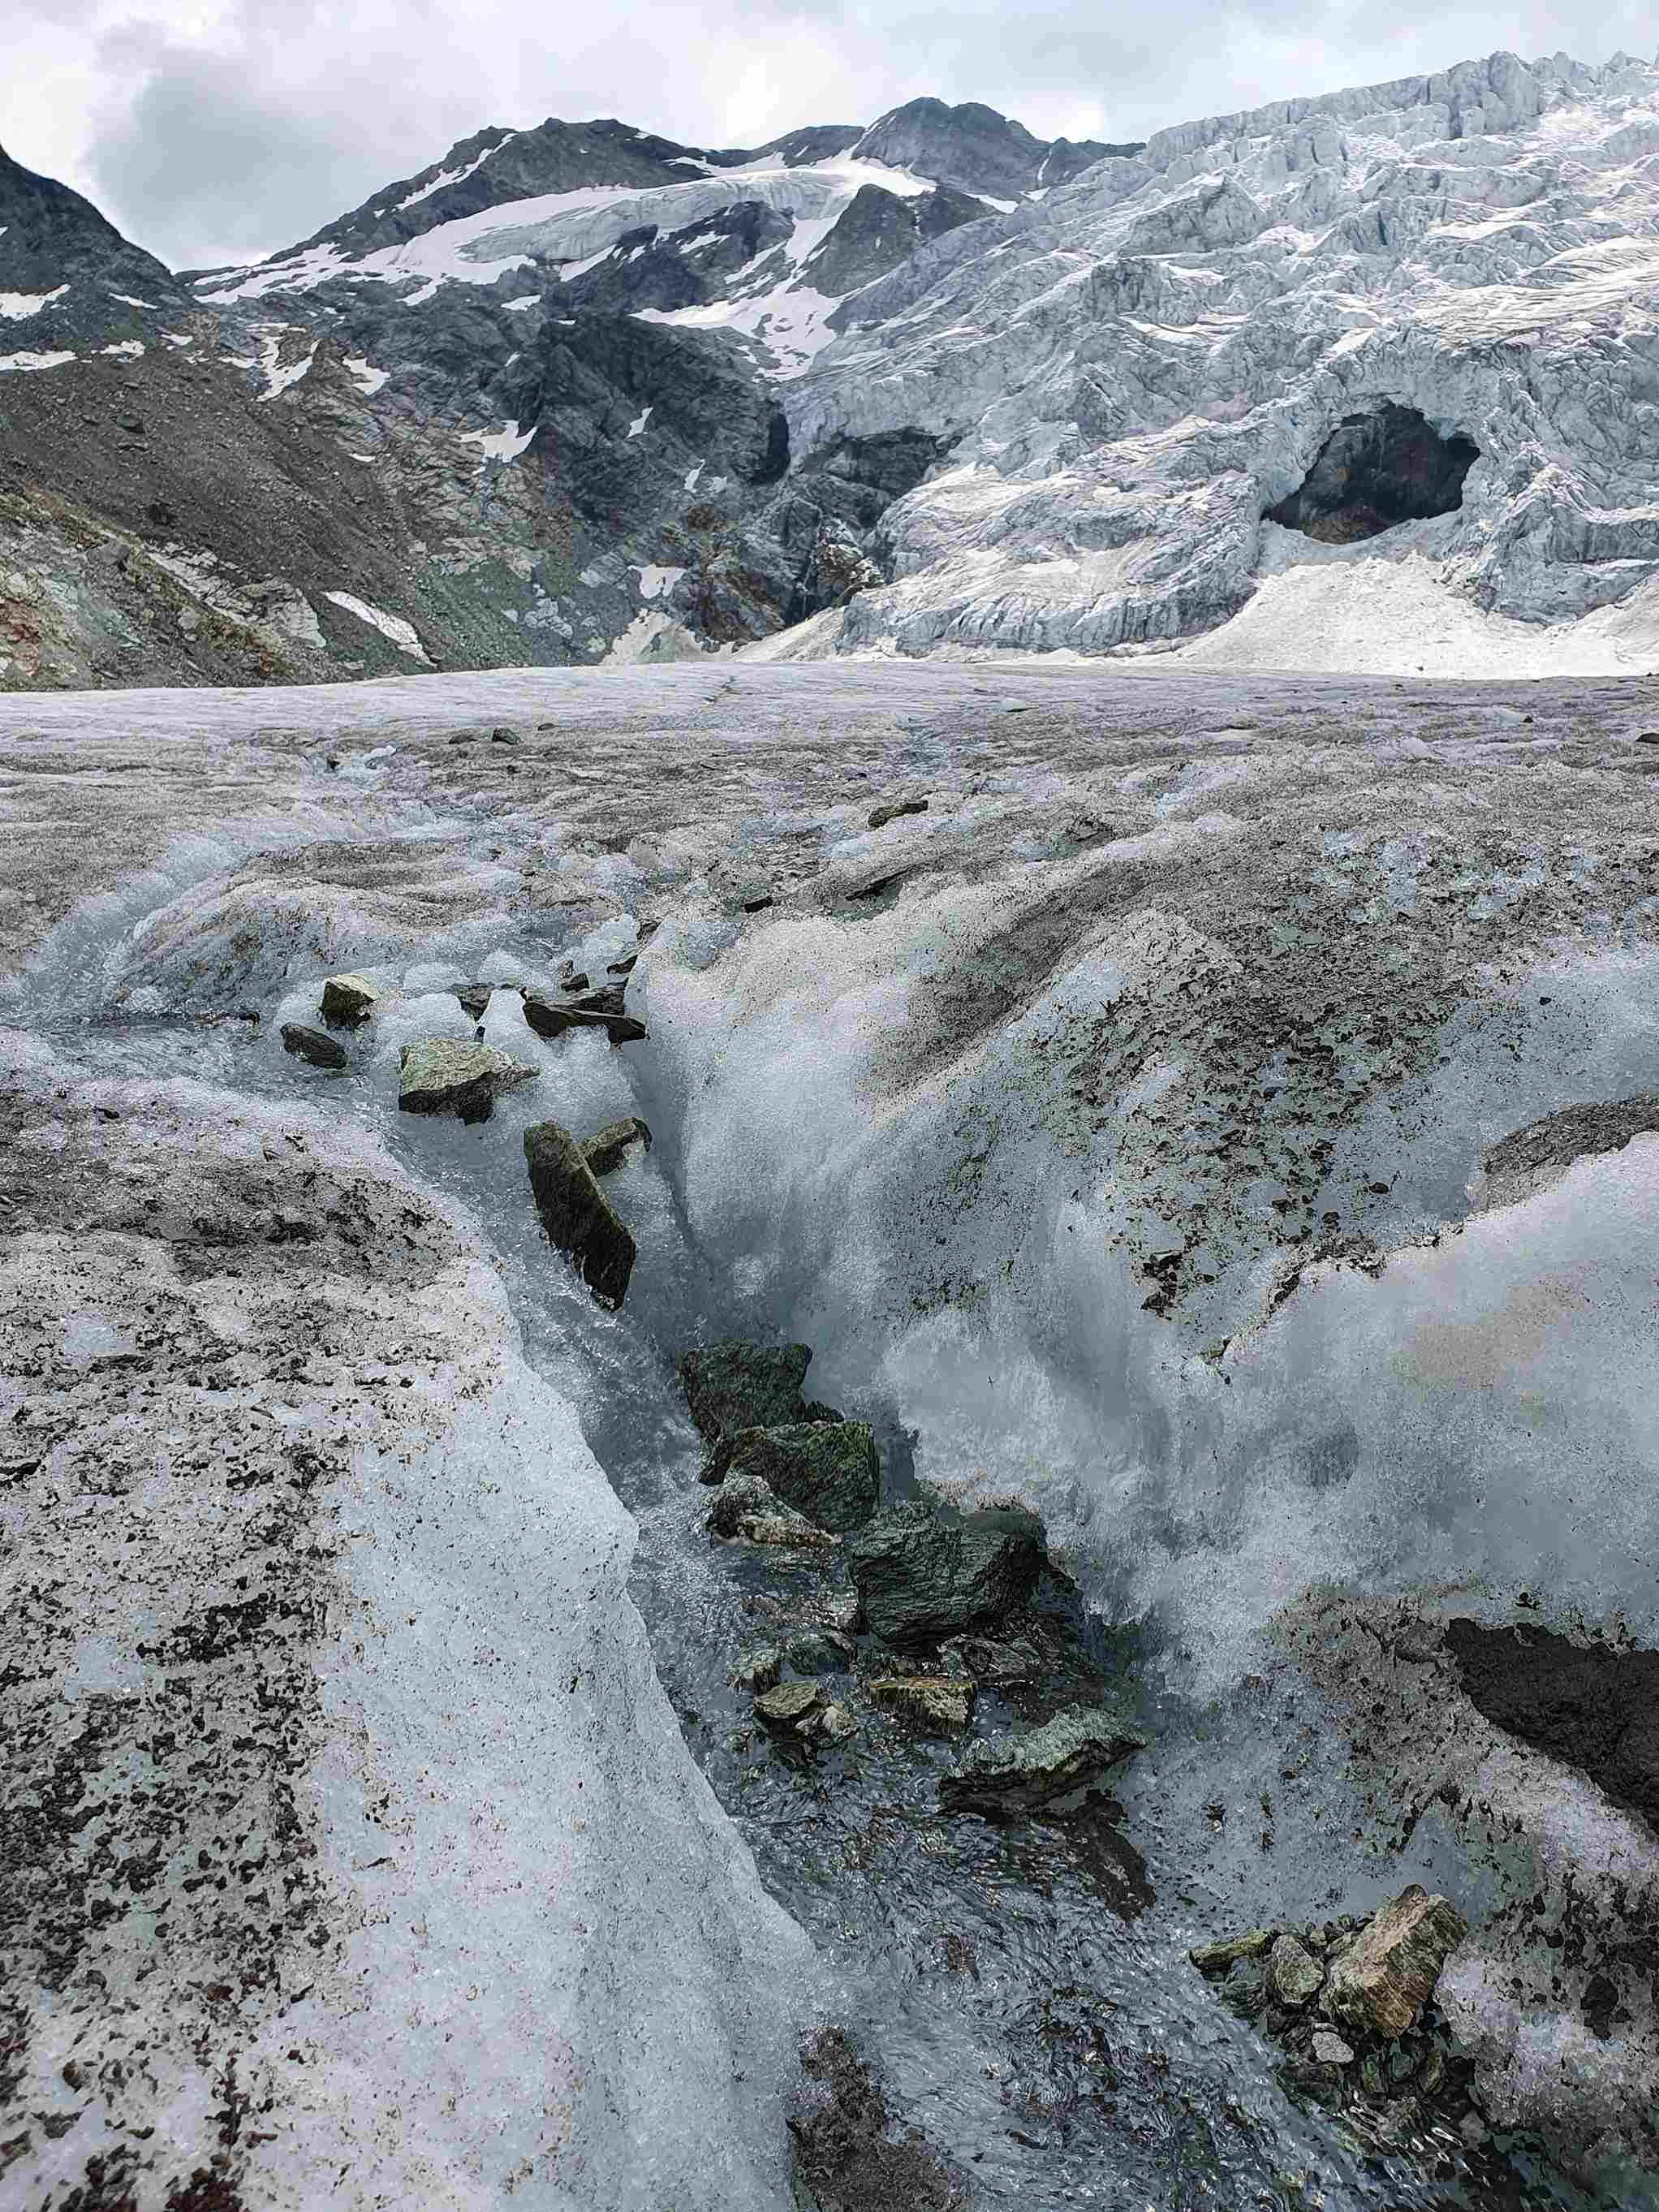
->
10, 658, 1659, 2205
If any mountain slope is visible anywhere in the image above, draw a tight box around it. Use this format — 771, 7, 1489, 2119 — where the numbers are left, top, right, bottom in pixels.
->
10, 53, 1659, 689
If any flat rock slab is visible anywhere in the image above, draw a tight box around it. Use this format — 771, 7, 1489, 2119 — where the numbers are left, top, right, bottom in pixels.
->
1326, 1884, 1468, 2038
399, 1038, 537, 1123
868, 797, 929, 829
281, 1021, 346, 1069
846, 1501, 1045, 1649
524, 1119, 636, 1308
680, 1340, 812, 1442
721, 1421, 879, 1533
941, 1703, 1146, 1813
522, 990, 647, 1046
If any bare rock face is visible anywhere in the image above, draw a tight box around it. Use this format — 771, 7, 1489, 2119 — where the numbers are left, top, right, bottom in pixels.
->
1325, 1886, 1470, 2038
523, 1118, 636, 1307
398, 1037, 537, 1123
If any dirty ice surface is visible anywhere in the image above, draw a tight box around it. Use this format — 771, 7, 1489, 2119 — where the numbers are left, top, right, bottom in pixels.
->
8, 656, 1659, 2206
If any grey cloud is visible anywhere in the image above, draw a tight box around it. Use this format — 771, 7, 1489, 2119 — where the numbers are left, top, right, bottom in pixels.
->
63, 0, 1659, 269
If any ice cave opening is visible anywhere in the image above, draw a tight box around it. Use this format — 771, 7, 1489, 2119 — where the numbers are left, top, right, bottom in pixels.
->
1265, 403, 1480, 544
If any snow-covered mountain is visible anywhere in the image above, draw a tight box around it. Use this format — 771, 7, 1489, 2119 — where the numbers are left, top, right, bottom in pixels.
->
5, 52, 1659, 687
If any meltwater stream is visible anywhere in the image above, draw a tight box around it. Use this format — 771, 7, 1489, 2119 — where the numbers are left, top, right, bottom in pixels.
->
16, 826, 1612, 2212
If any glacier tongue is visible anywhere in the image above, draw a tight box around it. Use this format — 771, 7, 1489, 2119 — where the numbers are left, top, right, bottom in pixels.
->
790, 48, 1659, 662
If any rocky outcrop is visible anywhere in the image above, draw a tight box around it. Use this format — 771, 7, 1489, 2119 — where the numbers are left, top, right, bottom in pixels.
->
398, 1037, 536, 1122
868, 1673, 976, 1731
524, 1118, 636, 1307
845, 1503, 1045, 1649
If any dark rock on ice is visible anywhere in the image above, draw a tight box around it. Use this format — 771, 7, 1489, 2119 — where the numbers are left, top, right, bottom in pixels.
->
489, 725, 520, 744
679, 1339, 812, 1441
1446, 1615, 1659, 1835
717, 1421, 880, 1533
454, 982, 493, 1019
868, 796, 929, 829
281, 1022, 346, 1069
790, 2025, 969, 2212
845, 1500, 1045, 1649
399, 1039, 536, 1123
320, 971, 381, 1026
941, 1702, 1144, 1813
521, 988, 647, 1046
582, 1114, 652, 1176
523, 1119, 636, 1308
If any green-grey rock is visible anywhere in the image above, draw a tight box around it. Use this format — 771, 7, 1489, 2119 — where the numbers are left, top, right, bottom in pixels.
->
281, 1022, 346, 1070
730, 1646, 782, 1693
582, 1114, 653, 1176
523, 1119, 636, 1309
940, 1702, 1145, 1813
1269, 1934, 1325, 2008
721, 1421, 879, 1533
679, 1340, 812, 1442
845, 1500, 1045, 1649
320, 972, 380, 1027
1325, 1885, 1468, 2039
868, 796, 929, 829
706, 1473, 839, 1549
755, 1679, 821, 1732
786, 1629, 855, 1675
399, 1038, 536, 1123
1190, 1927, 1278, 1975
870, 1674, 976, 1732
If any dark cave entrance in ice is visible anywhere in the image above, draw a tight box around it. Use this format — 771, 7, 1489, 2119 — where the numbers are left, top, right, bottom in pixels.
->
1265, 403, 1480, 544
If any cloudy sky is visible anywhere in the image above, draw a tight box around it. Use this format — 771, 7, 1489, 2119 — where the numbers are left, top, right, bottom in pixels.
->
7, 2, 1657, 269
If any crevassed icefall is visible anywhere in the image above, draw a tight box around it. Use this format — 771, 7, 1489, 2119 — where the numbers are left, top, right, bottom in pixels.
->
786, 48, 1659, 656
